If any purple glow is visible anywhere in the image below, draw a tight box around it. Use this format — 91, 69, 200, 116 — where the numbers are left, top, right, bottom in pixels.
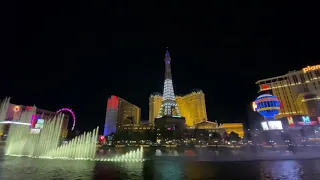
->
30, 114, 35, 128
56, 108, 76, 131
166, 60, 170, 64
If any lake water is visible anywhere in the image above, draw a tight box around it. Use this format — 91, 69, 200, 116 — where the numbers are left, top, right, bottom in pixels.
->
1, 147, 320, 180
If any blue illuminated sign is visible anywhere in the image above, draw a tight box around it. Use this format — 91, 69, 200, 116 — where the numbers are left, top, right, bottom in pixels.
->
302, 116, 311, 124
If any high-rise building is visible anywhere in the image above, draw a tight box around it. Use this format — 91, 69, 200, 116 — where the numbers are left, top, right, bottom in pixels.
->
256, 64, 320, 118
296, 92, 320, 117
104, 95, 141, 136
149, 90, 208, 127
149, 93, 163, 125
176, 90, 208, 126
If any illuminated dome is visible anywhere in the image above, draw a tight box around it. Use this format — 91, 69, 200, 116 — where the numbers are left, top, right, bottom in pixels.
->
254, 94, 281, 118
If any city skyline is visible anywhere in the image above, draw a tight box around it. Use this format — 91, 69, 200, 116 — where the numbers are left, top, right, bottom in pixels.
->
2, 3, 320, 132
2, 2, 320, 180
0, 51, 318, 132
2, 55, 318, 132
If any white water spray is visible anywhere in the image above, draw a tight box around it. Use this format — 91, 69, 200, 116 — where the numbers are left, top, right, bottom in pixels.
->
1, 98, 144, 162
0, 97, 10, 136
97, 146, 144, 162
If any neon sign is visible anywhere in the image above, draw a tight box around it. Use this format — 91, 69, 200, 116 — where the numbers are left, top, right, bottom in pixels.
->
287, 116, 294, 126
303, 65, 320, 73
302, 116, 311, 123
298, 116, 317, 125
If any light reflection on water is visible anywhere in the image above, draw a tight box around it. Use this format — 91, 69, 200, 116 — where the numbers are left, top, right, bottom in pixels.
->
260, 160, 303, 180
1, 148, 320, 180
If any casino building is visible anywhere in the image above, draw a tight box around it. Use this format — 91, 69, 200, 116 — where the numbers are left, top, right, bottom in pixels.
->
256, 64, 320, 118
149, 90, 208, 127
0, 97, 69, 138
104, 95, 141, 136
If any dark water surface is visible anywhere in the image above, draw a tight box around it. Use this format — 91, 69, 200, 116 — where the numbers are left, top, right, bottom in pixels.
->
1, 148, 320, 180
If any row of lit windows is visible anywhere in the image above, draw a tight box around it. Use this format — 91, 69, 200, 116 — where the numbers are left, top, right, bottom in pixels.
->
258, 69, 320, 91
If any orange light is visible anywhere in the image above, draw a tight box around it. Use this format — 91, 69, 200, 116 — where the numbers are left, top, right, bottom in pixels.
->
13, 106, 20, 112
303, 65, 320, 73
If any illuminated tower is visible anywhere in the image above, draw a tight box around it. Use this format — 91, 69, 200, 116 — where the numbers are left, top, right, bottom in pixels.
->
158, 49, 181, 117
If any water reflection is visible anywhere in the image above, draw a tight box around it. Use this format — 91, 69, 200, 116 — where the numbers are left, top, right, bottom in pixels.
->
155, 149, 162, 156
259, 160, 306, 180
1, 156, 95, 180
2, 148, 320, 179
151, 160, 182, 180
94, 161, 144, 180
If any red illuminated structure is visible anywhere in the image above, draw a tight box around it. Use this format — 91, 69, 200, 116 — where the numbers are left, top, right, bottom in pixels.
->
99, 135, 105, 144
104, 96, 120, 136
107, 96, 119, 110
104, 95, 141, 136
261, 84, 269, 90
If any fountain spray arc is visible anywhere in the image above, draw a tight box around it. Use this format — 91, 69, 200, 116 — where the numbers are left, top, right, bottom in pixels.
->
5, 111, 99, 160
0, 97, 10, 136
1, 97, 144, 162
96, 146, 144, 162
42, 126, 99, 160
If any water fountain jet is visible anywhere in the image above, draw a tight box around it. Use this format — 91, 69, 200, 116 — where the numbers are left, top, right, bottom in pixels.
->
1, 98, 144, 162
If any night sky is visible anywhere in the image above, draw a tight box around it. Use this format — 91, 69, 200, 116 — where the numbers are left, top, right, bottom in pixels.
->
1, 1, 320, 133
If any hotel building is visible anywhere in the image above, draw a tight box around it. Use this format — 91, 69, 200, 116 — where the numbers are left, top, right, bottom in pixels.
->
0, 98, 69, 138
149, 93, 163, 125
149, 90, 208, 127
221, 123, 244, 138
104, 95, 141, 136
256, 64, 320, 118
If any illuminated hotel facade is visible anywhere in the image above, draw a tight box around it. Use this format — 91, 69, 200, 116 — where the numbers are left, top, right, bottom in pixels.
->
104, 95, 141, 136
149, 90, 208, 127
176, 90, 208, 126
149, 93, 163, 125
256, 64, 320, 118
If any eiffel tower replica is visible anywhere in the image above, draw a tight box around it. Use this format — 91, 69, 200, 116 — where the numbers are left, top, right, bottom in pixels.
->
155, 48, 185, 133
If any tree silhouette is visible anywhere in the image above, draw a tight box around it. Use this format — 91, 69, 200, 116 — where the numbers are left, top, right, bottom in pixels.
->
223, 132, 229, 142
229, 131, 241, 142
209, 132, 222, 146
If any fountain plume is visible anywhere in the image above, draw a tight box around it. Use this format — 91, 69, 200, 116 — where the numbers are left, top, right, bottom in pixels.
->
2, 98, 144, 162
0, 97, 10, 136
97, 146, 144, 162
4, 110, 99, 160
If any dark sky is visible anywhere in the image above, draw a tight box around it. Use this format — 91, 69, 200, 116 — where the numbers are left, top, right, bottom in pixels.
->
1, 1, 320, 132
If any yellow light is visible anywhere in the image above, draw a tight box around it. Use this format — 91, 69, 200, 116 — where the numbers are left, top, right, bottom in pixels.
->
252, 102, 257, 111
303, 65, 320, 73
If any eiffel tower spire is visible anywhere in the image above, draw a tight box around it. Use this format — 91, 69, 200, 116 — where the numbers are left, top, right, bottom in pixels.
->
158, 48, 181, 117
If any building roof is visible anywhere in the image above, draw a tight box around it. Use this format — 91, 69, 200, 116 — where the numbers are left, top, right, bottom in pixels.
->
195, 121, 218, 129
